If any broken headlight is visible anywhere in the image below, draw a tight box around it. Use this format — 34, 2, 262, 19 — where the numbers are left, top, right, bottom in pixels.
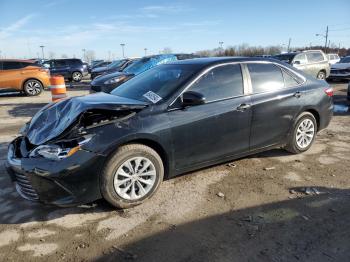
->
103, 75, 126, 85
29, 137, 92, 161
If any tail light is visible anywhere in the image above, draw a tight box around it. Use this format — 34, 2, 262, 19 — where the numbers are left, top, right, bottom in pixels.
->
324, 87, 333, 97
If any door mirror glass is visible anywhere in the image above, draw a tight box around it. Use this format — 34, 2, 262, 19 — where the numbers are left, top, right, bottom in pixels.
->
182, 91, 206, 107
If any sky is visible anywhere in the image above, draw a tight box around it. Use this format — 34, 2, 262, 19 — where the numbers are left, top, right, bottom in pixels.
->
0, 0, 349, 60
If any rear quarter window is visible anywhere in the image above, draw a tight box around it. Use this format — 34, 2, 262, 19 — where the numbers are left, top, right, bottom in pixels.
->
247, 63, 284, 93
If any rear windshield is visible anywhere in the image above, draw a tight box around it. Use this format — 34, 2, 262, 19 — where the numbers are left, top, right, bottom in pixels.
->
273, 54, 296, 64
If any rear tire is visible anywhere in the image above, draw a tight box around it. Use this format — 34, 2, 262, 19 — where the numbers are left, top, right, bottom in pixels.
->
285, 112, 317, 154
23, 79, 43, 96
316, 71, 326, 80
72, 71, 83, 82
100, 144, 164, 209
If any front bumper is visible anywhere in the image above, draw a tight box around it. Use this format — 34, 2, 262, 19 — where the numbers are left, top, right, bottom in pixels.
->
5, 137, 104, 207
329, 70, 350, 79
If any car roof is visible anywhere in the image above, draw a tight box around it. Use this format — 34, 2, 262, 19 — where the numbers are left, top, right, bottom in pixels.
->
167, 56, 282, 67
0, 59, 35, 63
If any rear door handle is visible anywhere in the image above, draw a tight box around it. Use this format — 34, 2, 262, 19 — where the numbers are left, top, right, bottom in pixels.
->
294, 91, 302, 98
236, 103, 251, 112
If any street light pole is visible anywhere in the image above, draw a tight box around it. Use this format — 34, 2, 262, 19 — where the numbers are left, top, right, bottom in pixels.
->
287, 38, 291, 52
120, 43, 125, 58
144, 48, 148, 56
39, 45, 45, 59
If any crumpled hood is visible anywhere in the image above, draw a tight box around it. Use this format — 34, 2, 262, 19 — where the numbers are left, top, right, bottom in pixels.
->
331, 63, 350, 70
26, 92, 147, 145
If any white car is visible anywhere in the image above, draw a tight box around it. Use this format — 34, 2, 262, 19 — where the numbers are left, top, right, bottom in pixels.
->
327, 54, 340, 65
329, 56, 350, 80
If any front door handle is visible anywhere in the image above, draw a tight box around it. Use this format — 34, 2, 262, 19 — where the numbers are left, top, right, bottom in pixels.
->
294, 91, 302, 98
236, 103, 251, 112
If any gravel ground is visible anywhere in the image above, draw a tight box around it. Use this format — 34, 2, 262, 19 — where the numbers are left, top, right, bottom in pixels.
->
0, 81, 349, 262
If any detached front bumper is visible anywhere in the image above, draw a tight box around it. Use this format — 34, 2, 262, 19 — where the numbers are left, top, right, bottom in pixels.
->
5, 137, 104, 207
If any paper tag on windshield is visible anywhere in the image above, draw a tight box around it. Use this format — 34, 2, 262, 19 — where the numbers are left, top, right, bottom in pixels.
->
143, 91, 162, 104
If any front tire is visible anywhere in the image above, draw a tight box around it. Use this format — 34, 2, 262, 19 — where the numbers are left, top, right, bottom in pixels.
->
23, 79, 43, 96
286, 112, 317, 154
72, 71, 83, 82
100, 144, 164, 209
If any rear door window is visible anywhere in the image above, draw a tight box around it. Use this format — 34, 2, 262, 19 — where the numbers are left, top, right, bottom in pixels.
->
2, 61, 23, 70
306, 52, 324, 63
54, 60, 67, 67
188, 64, 244, 102
247, 63, 285, 93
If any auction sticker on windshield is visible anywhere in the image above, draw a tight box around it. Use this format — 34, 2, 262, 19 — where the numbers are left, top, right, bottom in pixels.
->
143, 91, 162, 104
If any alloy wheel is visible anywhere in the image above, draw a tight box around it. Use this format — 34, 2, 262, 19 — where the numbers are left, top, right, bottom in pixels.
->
25, 80, 42, 95
72, 72, 82, 81
317, 72, 325, 80
114, 157, 157, 200
296, 118, 315, 149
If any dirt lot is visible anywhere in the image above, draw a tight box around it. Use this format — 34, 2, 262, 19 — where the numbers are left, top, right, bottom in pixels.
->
0, 81, 349, 262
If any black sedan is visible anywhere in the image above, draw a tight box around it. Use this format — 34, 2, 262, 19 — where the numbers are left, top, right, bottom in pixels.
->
5, 57, 333, 208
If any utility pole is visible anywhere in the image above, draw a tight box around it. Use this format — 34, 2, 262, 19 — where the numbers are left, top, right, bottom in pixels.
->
39, 45, 45, 59
325, 25, 329, 51
120, 43, 125, 58
287, 38, 291, 52
144, 48, 148, 56
82, 48, 86, 61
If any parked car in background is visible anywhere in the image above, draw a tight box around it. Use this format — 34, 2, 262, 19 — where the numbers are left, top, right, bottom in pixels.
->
328, 56, 350, 81
327, 54, 340, 65
0, 59, 50, 96
273, 50, 330, 79
91, 60, 104, 67
5, 57, 333, 208
42, 58, 88, 82
90, 59, 132, 79
90, 54, 197, 93
92, 61, 112, 69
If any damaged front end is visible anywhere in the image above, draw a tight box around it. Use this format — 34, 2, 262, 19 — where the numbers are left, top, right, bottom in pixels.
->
6, 93, 147, 206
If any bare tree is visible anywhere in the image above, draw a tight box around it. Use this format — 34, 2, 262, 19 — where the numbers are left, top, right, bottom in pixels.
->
84, 50, 96, 63
61, 54, 68, 58
161, 47, 173, 54
48, 51, 55, 59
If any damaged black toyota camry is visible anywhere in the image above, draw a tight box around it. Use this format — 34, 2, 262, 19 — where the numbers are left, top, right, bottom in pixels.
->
5, 57, 333, 208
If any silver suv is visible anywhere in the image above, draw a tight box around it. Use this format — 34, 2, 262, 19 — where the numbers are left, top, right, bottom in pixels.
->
273, 50, 330, 79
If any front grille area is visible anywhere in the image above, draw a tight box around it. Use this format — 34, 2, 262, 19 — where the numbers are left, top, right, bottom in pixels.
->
14, 173, 39, 201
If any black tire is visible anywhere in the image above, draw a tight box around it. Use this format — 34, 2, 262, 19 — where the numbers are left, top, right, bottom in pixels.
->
71, 71, 83, 82
23, 79, 43, 96
316, 71, 326, 80
100, 144, 164, 209
285, 112, 317, 154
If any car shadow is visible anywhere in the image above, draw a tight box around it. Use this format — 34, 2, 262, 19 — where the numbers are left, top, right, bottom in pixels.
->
95, 186, 350, 262
2, 103, 48, 118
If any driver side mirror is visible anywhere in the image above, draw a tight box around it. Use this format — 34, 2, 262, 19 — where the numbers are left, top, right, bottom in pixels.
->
182, 91, 206, 107
292, 60, 301, 65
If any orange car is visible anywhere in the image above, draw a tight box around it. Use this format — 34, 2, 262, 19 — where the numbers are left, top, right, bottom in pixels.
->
0, 59, 50, 96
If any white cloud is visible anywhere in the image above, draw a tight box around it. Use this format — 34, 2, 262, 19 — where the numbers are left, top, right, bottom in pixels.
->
0, 14, 36, 39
